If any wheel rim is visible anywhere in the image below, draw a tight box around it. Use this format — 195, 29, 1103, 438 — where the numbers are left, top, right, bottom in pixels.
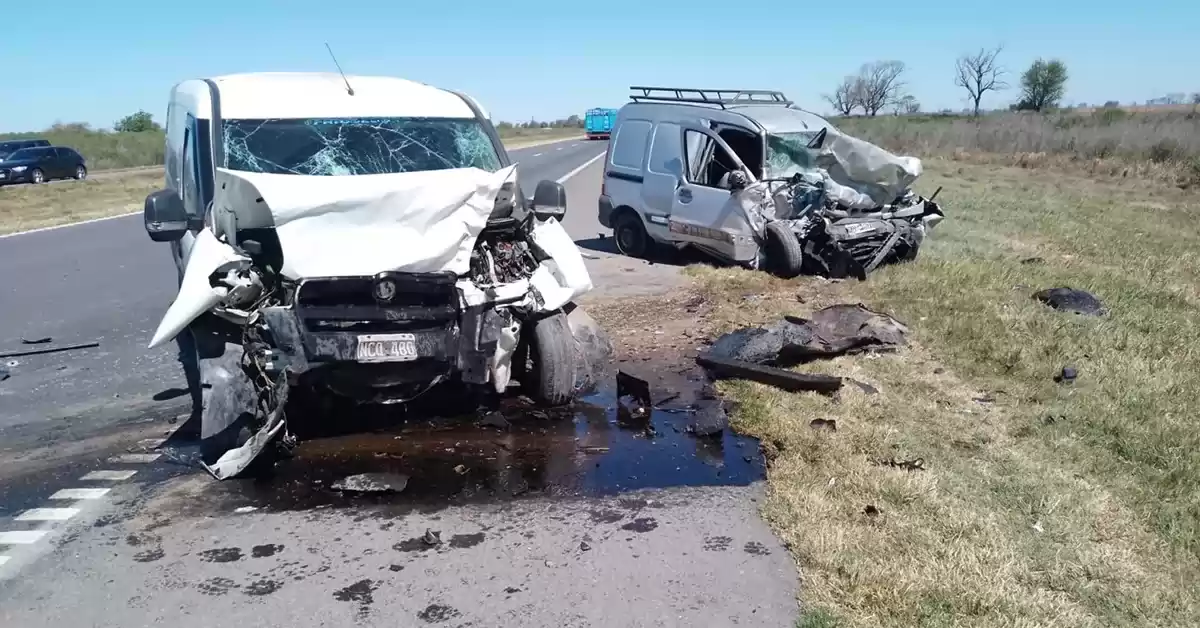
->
33, 171, 43, 183
616, 223, 642, 254
76, 167, 85, 179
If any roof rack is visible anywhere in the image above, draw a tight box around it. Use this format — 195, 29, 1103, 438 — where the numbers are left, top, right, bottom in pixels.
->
628, 86, 793, 109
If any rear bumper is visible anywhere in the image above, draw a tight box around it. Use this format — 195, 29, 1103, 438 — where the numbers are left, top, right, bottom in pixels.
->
598, 194, 614, 229
585, 133, 610, 140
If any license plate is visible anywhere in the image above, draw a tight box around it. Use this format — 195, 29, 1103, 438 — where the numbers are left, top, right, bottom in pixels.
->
355, 333, 419, 363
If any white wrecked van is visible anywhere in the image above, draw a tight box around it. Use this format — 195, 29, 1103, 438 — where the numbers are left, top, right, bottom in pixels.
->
143, 72, 610, 480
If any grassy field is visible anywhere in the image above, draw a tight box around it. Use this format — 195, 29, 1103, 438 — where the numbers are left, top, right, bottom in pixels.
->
836, 109, 1200, 189
685, 159, 1200, 626
0, 129, 583, 235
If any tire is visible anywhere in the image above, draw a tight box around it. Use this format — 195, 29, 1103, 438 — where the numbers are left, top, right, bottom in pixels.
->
74, 165, 87, 180
763, 221, 804, 278
612, 210, 650, 259
520, 313, 575, 407
30, 168, 45, 184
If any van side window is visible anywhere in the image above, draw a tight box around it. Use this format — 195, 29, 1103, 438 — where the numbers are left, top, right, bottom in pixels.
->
610, 120, 652, 169
682, 130, 716, 185
646, 122, 682, 176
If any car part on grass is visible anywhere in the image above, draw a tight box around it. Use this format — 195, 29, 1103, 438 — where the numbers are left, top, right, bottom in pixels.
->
1034, 287, 1106, 316
696, 354, 844, 394
708, 304, 908, 366
152, 164, 608, 481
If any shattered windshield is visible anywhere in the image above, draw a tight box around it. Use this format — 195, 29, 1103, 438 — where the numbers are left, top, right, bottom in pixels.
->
221, 117, 502, 176
765, 132, 819, 176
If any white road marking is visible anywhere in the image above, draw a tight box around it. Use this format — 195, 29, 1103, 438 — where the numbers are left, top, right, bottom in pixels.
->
533, 152, 543, 157
16, 508, 79, 522
556, 152, 606, 184
134, 438, 166, 451
572, 143, 579, 147
0, 531, 47, 545
81, 470, 138, 481
50, 488, 110, 500
0, 556, 10, 567
108, 453, 162, 464
0, 211, 140, 240
556, 147, 563, 151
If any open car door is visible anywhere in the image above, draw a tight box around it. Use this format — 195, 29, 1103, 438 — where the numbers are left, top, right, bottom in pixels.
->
666, 123, 760, 264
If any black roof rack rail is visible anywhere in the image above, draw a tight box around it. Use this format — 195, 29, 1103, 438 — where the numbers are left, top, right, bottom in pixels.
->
628, 86, 793, 109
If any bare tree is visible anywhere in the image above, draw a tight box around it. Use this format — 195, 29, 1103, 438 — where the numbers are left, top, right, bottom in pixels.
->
856, 61, 907, 116
824, 76, 862, 116
954, 46, 1008, 117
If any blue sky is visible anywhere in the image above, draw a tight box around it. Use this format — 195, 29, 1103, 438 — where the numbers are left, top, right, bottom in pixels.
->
2, 0, 1195, 132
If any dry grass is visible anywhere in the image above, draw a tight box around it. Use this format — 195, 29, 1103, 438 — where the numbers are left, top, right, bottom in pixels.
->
0, 132, 584, 235
684, 159, 1200, 627
0, 170, 163, 234
837, 110, 1200, 189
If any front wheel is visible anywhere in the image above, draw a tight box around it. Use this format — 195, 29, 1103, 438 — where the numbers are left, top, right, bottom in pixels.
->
30, 168, 45, 184
74, 165, 87, 180
763, 221, 804, 278
520, 313, 575, 407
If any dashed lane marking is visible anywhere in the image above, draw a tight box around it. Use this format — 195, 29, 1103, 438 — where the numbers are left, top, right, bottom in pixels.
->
108, 453, 162, 464
49, 488, 110, 500
533, 152, 543, 157
0, 556, 10, 567
15, 508, 79, 522
556, 152, 606, 185
80, 470, 138, 481
557, 147, 563, 150
0, 531, 48, 545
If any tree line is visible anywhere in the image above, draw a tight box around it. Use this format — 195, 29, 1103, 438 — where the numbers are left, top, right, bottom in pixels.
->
824, 48, 1199, 118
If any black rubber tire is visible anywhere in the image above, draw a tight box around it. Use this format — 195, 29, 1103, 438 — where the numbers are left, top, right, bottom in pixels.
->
763, 221, 804, 279
74, 165, 87, 180
612, 210, 650, 259
30, 168, 45, 184
521, 313, 575, 407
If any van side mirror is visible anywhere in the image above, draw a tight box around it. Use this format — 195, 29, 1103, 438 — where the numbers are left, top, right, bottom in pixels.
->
144, 188, 190, 242
531, 179, 567, 221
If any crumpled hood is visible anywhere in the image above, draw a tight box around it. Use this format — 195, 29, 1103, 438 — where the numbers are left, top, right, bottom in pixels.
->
210, 164, 518, 278
148, 165, 518, 349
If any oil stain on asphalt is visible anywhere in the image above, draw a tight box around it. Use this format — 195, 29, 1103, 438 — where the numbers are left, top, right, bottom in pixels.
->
175, 374, 767, 516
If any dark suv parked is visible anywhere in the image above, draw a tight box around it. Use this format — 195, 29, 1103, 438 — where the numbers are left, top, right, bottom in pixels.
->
0, 146, 87, 185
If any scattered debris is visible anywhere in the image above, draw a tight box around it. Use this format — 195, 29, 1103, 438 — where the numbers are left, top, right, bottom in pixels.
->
687, 398, 731, 437
697, 354, 843, 394
1055, 366, 1078, 384
848, 379, 879, 395
1034, 287, 1106, 316
478, 412, 510, 430
20, 336, 52, 345
0, 366, 8, 382
863, 504, 881, 517
0, 340, 100, 359
809, 419, 837, 432
330, 473, 410, 494
422, 529, 442, 546
709, 304, 907, 366
453, 464, 467, 475
233, 506, 258, 514
880, 457, 926, 471
579, 541, 592, 552
1020, 257, 1045, 265
579, 446, 610, 454
616, 370, 653, 408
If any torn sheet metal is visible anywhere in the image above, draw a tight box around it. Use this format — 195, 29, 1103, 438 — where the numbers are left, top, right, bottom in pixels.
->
525, 217, 594, 312
211, 164, 517, 278
149, 229, 250, 349
813, 128, 922, 205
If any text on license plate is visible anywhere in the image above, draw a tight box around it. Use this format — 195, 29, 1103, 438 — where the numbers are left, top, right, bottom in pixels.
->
355, 333, 419, 363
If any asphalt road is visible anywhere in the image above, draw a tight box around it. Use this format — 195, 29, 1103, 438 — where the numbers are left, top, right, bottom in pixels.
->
0, 137, 799, 627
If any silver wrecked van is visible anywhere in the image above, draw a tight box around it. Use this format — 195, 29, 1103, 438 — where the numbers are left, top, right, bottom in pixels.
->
597, 86, 944, 279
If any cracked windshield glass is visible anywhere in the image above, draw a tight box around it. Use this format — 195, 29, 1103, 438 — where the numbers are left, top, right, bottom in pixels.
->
221, 117, 502, 175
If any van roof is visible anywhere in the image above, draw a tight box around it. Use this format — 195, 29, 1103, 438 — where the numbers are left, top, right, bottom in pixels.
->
726, 105, 836, 134
201, 72, 480, 121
